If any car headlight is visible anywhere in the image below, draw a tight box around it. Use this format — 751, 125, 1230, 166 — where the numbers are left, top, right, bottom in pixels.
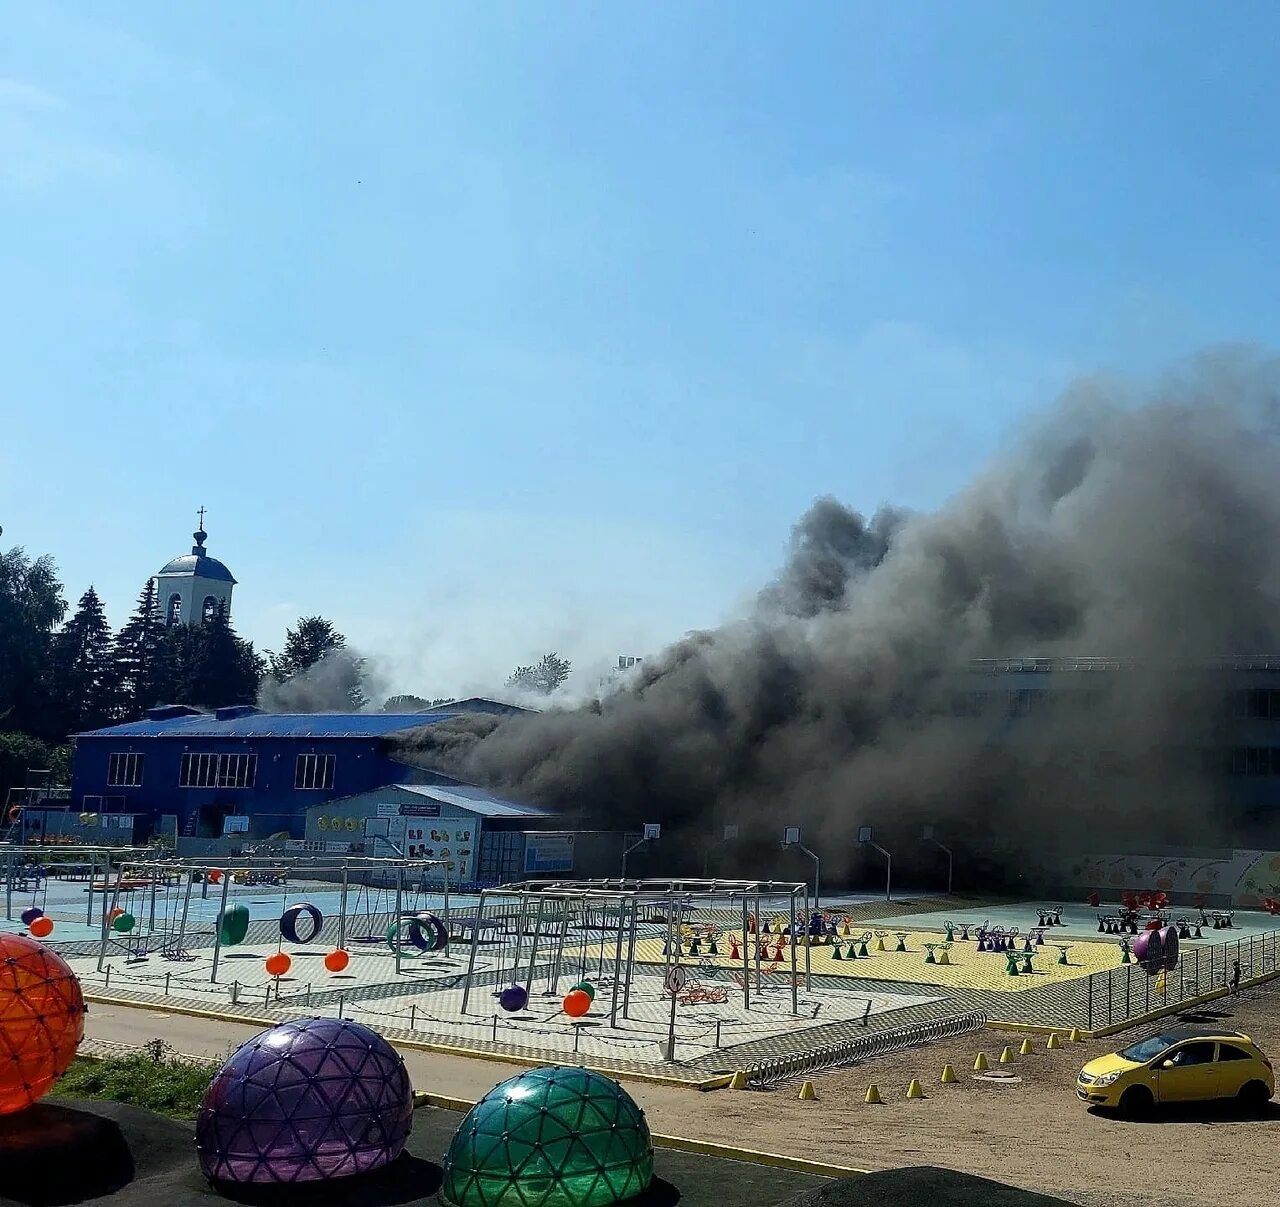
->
1092, 1070, 1125, 1087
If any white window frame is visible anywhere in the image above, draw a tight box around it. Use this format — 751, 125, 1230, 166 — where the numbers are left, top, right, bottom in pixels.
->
107, 752, 144, 787
179, 752, 258, 789
295, 753, 336, 790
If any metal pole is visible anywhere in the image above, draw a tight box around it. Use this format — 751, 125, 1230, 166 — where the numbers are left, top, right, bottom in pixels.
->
803, 883, 812, 990
753, 887, 762, 989
338, 863, 349, 950
443, 858, 451, 939
96, 860, 123, 973
209, 872, 232, 983
798, 845, 820, 909
608, 892, 627, 1027
550, 902, 571, 995
523, 897, 546, 992
394, 864, 404, 975
622, 895, 639, 1020
789, 888, 799, 1015
460, 889, 487, 1014
4, 850, 11, 921
739, 896, 750, 1010
148, 871, 158, 932
174, 868, 195, 957
664, 970, 679, 1062
85, 850, 95, 927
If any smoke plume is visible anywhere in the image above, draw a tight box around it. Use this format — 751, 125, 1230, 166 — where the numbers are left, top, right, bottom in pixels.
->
257, 648, 387, 713
393, 351, 1280, 880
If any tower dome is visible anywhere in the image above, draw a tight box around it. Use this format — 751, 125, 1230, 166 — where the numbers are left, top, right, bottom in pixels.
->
156, 508, 236, 626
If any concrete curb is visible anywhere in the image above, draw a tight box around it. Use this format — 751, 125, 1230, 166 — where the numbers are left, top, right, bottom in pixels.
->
411, 1091, 867, 1178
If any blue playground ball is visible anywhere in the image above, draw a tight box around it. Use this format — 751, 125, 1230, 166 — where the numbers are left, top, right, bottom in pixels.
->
498, 984, 528, 1013
20, 908, 43, 927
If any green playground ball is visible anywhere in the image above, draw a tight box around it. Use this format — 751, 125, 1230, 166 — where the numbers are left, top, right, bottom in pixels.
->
111, 912, 136, 933
571, 981, 597, 1001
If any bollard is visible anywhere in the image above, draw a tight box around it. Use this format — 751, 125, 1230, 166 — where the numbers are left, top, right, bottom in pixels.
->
973, 1052, 989, 1072
864, 1084, 882, 1104
306, 983, 312, 1006
410, 1004, 416, 1031
104, 965, 111, 991
265, 985, 271, 1006
165, 973, 170, 996
729, 1070, 748, 1090
715, 1020, 722, 1049
338, 993, 344, 1020
232, 980, 239, 1004
1019, 1037, 1034, 1055
905, 1078, 925, 1100
940, 1064, 957, 1083
574, 1024, 582, 1054
493, 1015, 498, 1041
798, 1081, 817, 1101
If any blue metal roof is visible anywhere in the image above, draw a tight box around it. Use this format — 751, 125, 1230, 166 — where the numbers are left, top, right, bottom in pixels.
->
156, 553, 237, 583
74, 712, 458, 739
394, 782, 551, 819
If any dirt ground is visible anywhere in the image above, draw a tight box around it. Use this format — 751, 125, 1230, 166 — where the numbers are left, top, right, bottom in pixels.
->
682, 978, 1280, 1207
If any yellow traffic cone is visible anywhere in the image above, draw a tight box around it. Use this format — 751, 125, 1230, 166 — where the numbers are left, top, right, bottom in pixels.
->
973, 1052, 989, 1072
1019, 1037, 1034, 1055
798, 1080, 817, 1101
1069, 1028, 1082, 1042
728, 1070, 748, 1090
999, 1046, 1014, 1064
875, 937, 886, 951
906, 1078, 925, 1100
940, 1064, 957, 1084
1046, 1032, 1061, 1050
937, 949, 950, 966
864, 1083, 882, 1104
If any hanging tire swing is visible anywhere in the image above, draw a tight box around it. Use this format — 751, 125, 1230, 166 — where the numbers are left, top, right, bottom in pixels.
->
386, 911, 448, 954
217, 904, 250, 947
279, 902, 323, 945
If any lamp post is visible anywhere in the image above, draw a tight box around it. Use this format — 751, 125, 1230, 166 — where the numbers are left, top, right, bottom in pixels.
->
858, 825, 892, 901
922, 825, 953, 896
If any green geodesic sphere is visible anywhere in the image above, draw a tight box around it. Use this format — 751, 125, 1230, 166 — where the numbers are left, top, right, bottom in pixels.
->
441, 1065, 654, 1207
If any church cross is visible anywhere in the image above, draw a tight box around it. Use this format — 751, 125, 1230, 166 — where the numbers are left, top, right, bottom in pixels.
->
196, 505, 207, 530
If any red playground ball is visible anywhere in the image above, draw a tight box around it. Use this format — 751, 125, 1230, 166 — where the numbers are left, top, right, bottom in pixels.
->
0, 932, 85, 1115
265, 952, 292, 978
323, 949, 350, 973
28, 917, 54, 939
563, 989, 592, 1018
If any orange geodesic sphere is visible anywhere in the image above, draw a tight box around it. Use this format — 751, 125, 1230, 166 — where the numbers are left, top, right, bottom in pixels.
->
0, 932, 86, 1114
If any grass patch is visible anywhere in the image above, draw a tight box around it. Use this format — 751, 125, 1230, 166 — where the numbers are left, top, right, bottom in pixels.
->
51, 1042, 217, 1120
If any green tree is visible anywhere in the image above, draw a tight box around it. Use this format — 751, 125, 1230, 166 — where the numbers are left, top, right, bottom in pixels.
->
507, 652, 572, 695
0, 533, 67, 737
0, 731, 70, 802
382, 694, 453, 711
169, 604, 264, 708
112, 579, 173, 719
267, 617, 346, 681
47, 586, 117, 736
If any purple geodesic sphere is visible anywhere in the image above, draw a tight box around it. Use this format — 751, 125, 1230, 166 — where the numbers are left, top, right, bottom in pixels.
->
195, 1017, 413, 1184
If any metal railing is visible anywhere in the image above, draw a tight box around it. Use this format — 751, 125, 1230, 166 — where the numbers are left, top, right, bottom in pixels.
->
744, 1009, 987, 1089
1048, 928, 1280, 1032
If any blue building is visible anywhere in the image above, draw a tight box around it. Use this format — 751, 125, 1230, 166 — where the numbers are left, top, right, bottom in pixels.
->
69, 699, 531, 842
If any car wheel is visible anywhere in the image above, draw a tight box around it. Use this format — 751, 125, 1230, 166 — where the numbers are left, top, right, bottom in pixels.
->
1117, 1086, 1153, 1118
1238, 1080, 1271, 1111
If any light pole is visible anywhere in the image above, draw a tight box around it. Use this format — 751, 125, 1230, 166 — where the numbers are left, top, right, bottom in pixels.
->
858, 825, 892, 901
782, 827, 820, 908
922, 825, 953, 896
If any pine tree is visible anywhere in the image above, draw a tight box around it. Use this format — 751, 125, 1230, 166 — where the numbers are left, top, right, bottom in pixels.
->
267, 617, 346, 681
47, 586, 116, 735
169, 603, 264, 708
112, 579, 172, 719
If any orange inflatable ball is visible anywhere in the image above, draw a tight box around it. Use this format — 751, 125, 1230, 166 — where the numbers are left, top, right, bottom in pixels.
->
563, 989, 592, 1018
207, 869, 224, 885
107, 907, 125, 924
29, 917, 54, 939
324, 949, 351, 973
264, 952, 292, 978
0, 932, 86, 1114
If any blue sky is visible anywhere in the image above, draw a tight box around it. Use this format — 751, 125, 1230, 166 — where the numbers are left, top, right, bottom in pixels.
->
3, 3, 1278, 697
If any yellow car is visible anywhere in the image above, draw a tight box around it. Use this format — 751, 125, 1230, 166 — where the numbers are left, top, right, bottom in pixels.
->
1077, 1027, 1274, 1114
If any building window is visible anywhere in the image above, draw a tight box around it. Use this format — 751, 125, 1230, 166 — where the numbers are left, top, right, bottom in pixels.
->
202, 596, 219, 623
180, 752, 257, 788
106, 753, 144, 787
167, 594, 183, 624
295, 753, 336, 790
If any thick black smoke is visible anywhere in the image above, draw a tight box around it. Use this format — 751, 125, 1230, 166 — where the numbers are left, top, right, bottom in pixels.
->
393, 351, 1280, 883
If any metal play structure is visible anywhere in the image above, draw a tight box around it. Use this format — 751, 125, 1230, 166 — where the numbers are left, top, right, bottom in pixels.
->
2, 844, 155, 929
459, 878, 813, 1026
95, 854, 452, 982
